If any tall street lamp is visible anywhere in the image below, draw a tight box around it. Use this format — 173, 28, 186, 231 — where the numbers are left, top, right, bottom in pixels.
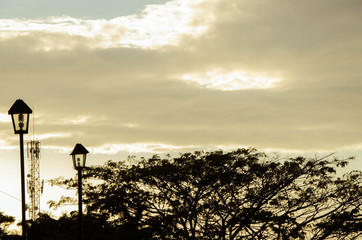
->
8, 99, 32, 240
70, 143, 89, 240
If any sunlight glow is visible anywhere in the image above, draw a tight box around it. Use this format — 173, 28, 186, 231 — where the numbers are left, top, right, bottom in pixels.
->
0, 0, 216, 51
0, 113, 11, 123
42, 145, 72, 153
93, 143, 198, 155
0, 139, 16, 150
181, 69, 281, 91
71, 117, 88, 123
123, 123, 138, 128
36, 133, 71, 140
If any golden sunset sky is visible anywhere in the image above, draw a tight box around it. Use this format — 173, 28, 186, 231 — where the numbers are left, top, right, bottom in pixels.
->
0, 0, 362, 222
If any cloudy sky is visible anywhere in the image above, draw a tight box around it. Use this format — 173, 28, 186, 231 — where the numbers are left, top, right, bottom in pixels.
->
0, 0, 362, 222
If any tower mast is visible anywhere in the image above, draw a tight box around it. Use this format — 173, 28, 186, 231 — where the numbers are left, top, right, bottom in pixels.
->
27, 140, 43, 221
27, 108, 43, 221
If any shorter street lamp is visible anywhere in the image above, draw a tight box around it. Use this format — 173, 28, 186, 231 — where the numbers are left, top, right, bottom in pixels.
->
70, 143, 89, 240
8, 99, 32, 240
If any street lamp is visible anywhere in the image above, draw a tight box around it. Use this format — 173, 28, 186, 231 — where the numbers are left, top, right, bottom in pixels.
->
8, 99, 32, 240
70, 143, 89, 240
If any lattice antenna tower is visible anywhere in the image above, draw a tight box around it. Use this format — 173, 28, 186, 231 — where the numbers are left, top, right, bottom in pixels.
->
27, 108, 44, 221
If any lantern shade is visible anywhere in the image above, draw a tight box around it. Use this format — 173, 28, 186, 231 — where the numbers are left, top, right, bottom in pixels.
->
8, 99, 32, 134
70, 144, 89, 169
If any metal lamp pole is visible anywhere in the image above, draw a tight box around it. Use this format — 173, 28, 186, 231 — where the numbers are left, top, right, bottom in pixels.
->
19, 132, 26, 240
78, 167, 83, 240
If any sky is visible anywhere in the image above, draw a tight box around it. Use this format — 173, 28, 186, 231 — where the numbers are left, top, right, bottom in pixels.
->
0, 0, 362, 225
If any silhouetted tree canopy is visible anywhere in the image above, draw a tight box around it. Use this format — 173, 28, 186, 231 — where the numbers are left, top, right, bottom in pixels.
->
0, 211, 15, 238
48, 148, 362, 240
27, 212, 129, 240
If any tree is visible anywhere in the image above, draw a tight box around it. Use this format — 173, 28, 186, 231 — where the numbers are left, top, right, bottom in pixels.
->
50, 148, 362, 240
27, 212, 126, 240
27, 212, 77, 240
0, 211, 15, 238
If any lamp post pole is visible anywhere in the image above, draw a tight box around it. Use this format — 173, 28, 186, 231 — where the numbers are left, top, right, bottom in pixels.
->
78, 167, 83, 240
20, 133, 26, 240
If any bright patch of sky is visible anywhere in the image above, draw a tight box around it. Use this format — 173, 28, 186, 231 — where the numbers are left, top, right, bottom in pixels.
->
0, 0, 215, 50
0, 113, 11, 123
36, 133, 71, 140
0, 0, 168, 19
70, 117, 88, 124
0, 140, 15, 150
93, 143, 197, 155
181, 69, 280, 91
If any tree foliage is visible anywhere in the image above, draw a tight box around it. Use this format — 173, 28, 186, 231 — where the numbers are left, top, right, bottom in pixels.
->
27, 212, 128, 240
49, 148, 362, 240
0, 211, 15, 238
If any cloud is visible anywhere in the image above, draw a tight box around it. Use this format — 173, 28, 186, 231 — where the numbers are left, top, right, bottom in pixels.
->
92, 143, 198, 155
36, 133, 71, 140
180, 69, 280, 91
0, 0, 217, 50
0, 0, 361, 153
0, 114, 11, 123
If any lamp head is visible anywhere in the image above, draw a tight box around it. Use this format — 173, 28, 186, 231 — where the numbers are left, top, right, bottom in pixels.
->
70, 143, 89, 169
8, 99, 32, 134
